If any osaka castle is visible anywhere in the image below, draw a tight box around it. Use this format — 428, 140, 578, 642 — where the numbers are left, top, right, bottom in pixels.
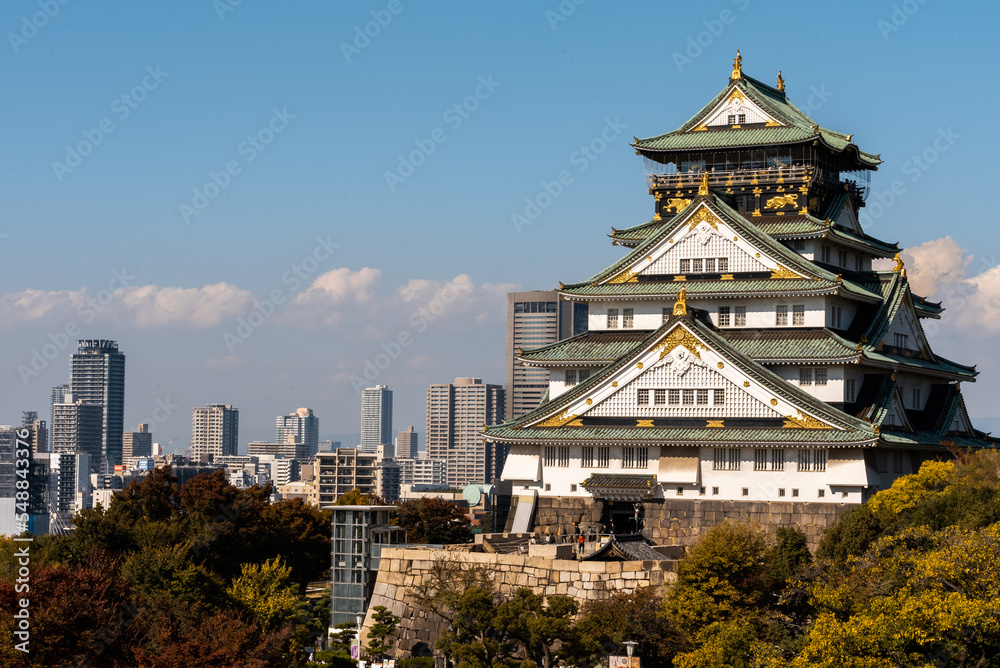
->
486, 52, 995, 542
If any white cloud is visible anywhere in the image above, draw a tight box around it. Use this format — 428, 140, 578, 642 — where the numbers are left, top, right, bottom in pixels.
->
295, 267, 381, 304
898, 236, 971, 297
118, 283, 254, 328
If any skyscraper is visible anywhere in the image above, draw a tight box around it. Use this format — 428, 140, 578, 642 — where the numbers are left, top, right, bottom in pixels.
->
22, 411, 48, 454
52, 395, 104, 472
69, 340, 125, 468
190, 404, 239, 460
122, 423, 153, 460
50, 384, 69, 439
426, 377, 505, 488
275, 407, 319, 458
506, 292, 587, 420
396, 426, 419, 459
361, 385, 392, 454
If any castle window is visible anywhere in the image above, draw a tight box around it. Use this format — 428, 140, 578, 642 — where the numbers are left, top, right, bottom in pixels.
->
734, 305, 746, 326
680, 259, 691, 273
776, 305, 788, 326
579, 370, 591, 382
778, 488, 786, 497
607, 308, 619, 329
682, 389, 695, 405
662, 307, 670, 324
704, 258, 716, 272
792, 304, 805, 326
821, 245, 831, 263
798, 449, 828, 472
719, 306, 731, 327
623, 308, 634, 329
692, 258, 703, 273
738, 113, 746, 124
727, 114, 736, 124
582, 446, 594, 467
800, 368, 813, 385
712, 487, 719, 495
718, 257, 729, 272
832, 306, 843, 329
792, 489, 799, 497
838, 250, 848, 266
543, 447, 557, 467
668, 389, 680, 405
846, 378, 857, 402
697, 389, 709, 405
754, 448, 784, 471
557, 446, 570, 467
637, 389, 649, 405
855, 254, 862, 271
818, 489, 825, 498
714, 448, 741, 471
894, 333, 909, 349
623, 447, 635, 468
815, 368, 828, 386
654, 389, 666, 405
912, 387, 921, 409
714, 389, 725, 405
596, 447, 610, 468
793, 239, 805, 251
565, 370, 577, 386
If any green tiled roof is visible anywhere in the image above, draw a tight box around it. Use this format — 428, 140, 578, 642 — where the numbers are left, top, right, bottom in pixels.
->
560, 276, 882, 302
486, 424, 873, 446
723, 329, 859, 363
581, 474, 657, 490
634, 74, 880, 167
485, 313, 877, 445
880, 430, 998, 449
519, 330, 648, 365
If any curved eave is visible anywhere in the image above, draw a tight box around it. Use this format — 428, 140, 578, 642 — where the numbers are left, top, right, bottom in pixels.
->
758, 355, 861, 365
860, 352, 978, 382
634, 132, 881, 169
558, 282, 882, 303
517, 356, 614, 368
484, 428, 877, 448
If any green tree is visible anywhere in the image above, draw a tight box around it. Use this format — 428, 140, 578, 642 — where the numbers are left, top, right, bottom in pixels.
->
396, 497, 473, 544
227, 557, 305, 631
663, 522, 773, 635
495, 589, 578, 668
366, 605, 402, 660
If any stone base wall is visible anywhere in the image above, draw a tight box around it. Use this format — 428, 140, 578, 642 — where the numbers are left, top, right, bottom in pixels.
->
528, 497, 850, 550
361, 547, 675, 659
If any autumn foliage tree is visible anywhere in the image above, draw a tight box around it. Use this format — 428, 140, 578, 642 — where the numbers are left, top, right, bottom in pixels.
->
395, 497, 473, 544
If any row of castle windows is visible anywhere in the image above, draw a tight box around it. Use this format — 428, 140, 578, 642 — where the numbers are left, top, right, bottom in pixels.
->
637, 388, 725, 406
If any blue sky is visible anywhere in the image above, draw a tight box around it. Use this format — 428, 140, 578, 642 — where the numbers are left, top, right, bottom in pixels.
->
4, 0, 1000, 449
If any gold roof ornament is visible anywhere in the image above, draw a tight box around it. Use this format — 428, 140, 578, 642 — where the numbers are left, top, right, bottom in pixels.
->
893, 253, 907, 279
698, 171, 710, 197
776, 70, 785, 92
731, 50, 742, 79
672, 286, 688, 316
846, 134, 854, 142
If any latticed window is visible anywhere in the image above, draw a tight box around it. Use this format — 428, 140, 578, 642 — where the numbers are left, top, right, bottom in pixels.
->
815, 368, 828, 386
734, 305, 746, 326
798, 449, 828, 472
637, 389, 649, 405
623, 308, 634, 329
607, 308, 619, 329
705, 258, 716, 272
543, 446, 557, 467
680, 259, 691, 273
636, 447, 648, 468
799, 368, 813, 385
565, 370, 577, 386
846, 378, 857, 402
718, 257, 729, 272
596, 447, 610, 468
654, 389, 666, 405
792, 304, 805, 326
623, 447, 635, 468
714, 389, 725, 405
582, 446, 594, 467
692, 259, 703, 273
579, 370, 591, 382
754, 448, 784, 471
557, 446, 570, 467
776, 304, 788, 326
718, 306, 731, 327
738, 113, 746, 123
697, 389, 709, 405
714, 448, 741, 471
662, 307, 670, 324
668, 389, 680, 405
682, 389, 695, 405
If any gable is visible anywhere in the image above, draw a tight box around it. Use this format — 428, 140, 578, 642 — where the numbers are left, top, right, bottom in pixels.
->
607, 203, 807, 282
835, 200, 862, 233
526, 322, 839, 430
696, 86, 782, 130
950, 399, 975, 436
882, 384, 914, 432
880, 293, 932, 357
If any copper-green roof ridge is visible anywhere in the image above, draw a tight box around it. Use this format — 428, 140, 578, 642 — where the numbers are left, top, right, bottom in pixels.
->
485, 424, 873, 446
633, 73, 880, 167
486, 313, 876, 440
722, 328, 859, 363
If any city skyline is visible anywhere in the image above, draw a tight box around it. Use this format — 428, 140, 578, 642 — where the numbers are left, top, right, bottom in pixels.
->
5, 2, 1000, 450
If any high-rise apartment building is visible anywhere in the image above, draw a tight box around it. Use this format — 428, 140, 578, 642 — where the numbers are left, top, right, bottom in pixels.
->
506, 292, 587, 420
397, 457, 447, 487
190, 405, 239, 460
50, 384, 69, 439
122, 423, 153, 460
396, 426, 419, 459
315, 448, 378, 505
52, 395, 104, 472
70, 340, 126, 467
426, 378, 505, 488
22, 411, 48, 454
275, 407, 319, 458
361, 385, 393, 454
